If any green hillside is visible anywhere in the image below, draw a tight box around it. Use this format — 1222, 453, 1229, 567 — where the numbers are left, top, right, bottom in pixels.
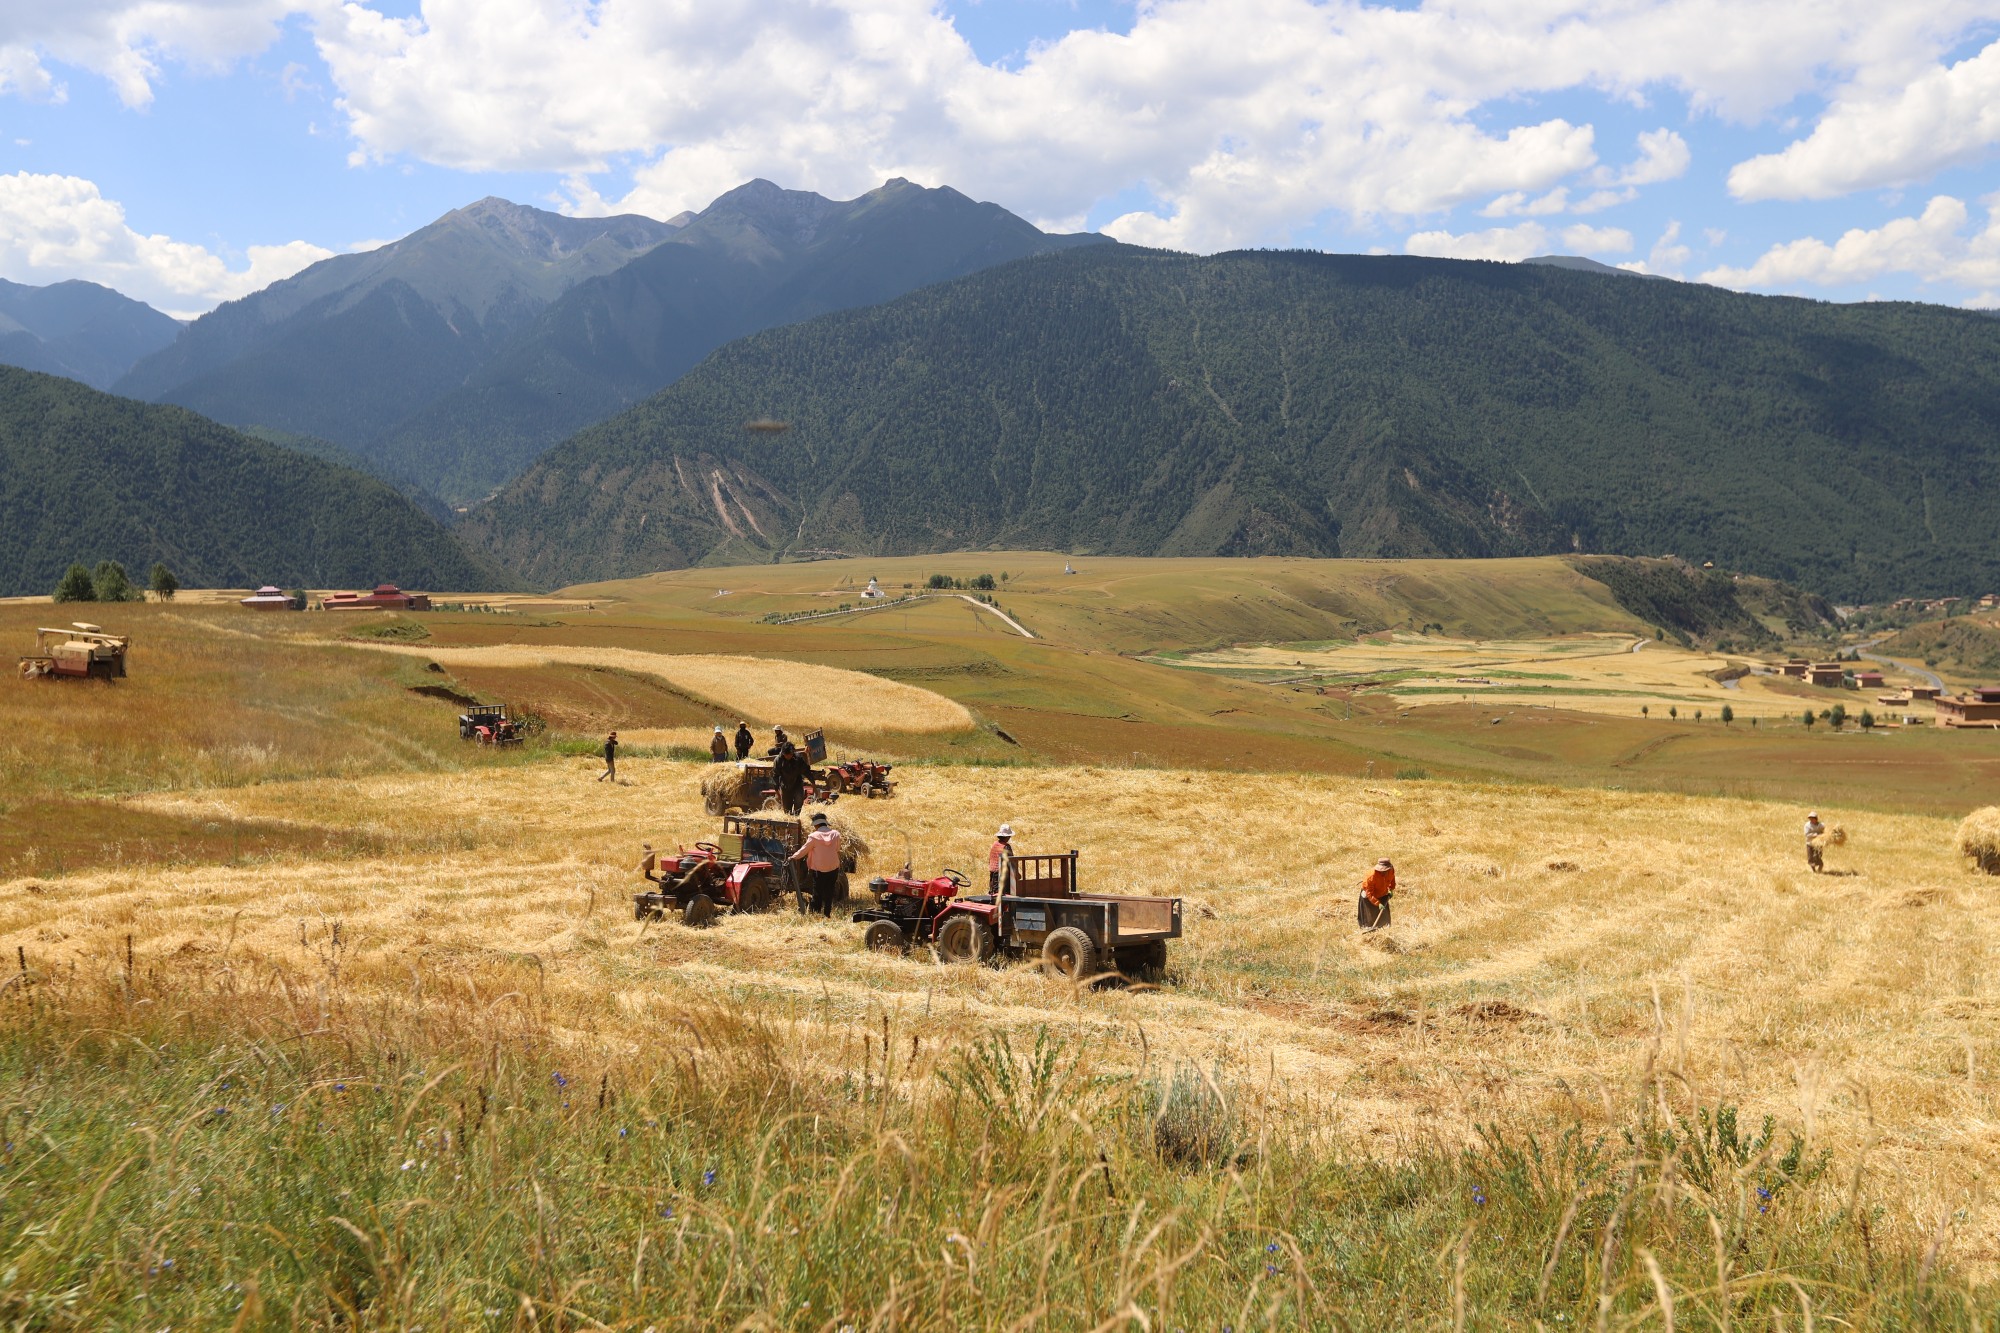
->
463, 247, 2000, 601
0, 367, 503, 596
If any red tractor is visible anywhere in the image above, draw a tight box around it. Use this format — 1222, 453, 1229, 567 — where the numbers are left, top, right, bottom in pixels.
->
830, 758, 896, 799
851, 865, 972, 952
932, 850, 1178, 982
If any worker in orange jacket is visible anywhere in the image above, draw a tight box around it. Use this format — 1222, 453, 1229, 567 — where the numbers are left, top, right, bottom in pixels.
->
1358, 858, 1395, 931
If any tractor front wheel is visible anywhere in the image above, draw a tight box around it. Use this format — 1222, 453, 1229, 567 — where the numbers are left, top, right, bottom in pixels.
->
1042, 927, 1099, 983
682, 894, 718, 928
864, 921, 907, 954
937, 915, 993, 965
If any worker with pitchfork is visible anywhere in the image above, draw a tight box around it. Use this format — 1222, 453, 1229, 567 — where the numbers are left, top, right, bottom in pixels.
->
1357, 858, 1395, 931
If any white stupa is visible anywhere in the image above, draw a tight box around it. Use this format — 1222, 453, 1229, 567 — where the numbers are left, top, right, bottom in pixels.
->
861, 577, 886, 599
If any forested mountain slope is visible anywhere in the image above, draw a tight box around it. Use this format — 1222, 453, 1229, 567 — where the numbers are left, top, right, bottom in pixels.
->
462, 247, 2000, 601
0, 367, 501, 596
112, 200, 678, 474
0, 279, 181, 389
112, 182, 1102, 506
371, 178, 1106, 503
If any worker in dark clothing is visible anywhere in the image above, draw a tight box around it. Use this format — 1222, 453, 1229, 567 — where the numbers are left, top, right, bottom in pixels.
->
733, 721, 753, 761
766, 725, 791, 757
598, 731, 619, 782
709, 726, 729, 763
773, 741, 809, 815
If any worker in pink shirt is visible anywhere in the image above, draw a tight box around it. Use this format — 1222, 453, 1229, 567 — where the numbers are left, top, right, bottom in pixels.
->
789, 811, 846, 917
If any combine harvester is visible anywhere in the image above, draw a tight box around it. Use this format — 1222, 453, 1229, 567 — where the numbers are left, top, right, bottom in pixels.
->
18, 624, 129, 680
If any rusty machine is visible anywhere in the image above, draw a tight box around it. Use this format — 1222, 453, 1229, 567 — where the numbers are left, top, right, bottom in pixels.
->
18, 624, 129, 680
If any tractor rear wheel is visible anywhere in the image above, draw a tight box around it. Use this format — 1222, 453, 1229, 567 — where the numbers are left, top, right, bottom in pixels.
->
682, 894, 718, 928
738, 876, 772, 914
864, 921, 907, 954
937, 915, 992, 965
1042, 927, 1099, 982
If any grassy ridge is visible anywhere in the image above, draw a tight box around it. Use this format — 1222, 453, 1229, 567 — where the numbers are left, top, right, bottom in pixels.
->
1, 970, 1980, 1329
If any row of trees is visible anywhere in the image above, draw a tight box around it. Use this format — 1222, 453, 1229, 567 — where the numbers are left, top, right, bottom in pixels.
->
926, 572, 1003, 590
52, 561, 179, 603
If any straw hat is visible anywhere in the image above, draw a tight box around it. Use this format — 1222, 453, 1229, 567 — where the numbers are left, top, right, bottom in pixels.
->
997, 824, 1014, 838
1376, 858, 1393, 870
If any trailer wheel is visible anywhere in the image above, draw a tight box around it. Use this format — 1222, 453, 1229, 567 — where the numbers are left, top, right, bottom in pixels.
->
864, 921, 907, 954
937, 915, 992, 965
1042, 927, 1099, 982
682, 894, 718, 928
1117, 940, 1167, 980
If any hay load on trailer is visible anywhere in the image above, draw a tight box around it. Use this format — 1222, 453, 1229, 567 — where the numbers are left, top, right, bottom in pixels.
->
18, 624, 128, 680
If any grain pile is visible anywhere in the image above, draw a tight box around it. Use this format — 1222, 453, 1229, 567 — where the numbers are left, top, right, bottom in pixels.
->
1958, 806, 2000, 874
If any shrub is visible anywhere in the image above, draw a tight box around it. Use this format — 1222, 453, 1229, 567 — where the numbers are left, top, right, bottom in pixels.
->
52, 563, 95, 602
1802, 710, 1816, 729
1829, 703, 1848, 731
970, 573, 996, 590
1860, 709, 1876, 730
1145, 1064, 1238, 1169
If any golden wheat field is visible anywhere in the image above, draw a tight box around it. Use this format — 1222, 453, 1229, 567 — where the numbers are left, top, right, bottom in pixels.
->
9, 756, 2000, 1265
334, 640, 976, 734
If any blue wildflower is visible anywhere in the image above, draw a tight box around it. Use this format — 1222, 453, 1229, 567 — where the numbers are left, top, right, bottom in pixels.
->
553, 1071, 569, 1089
618, 1128, 628, 1138
702, 1168, 717, 1187
1265, 1241, 1279, 1254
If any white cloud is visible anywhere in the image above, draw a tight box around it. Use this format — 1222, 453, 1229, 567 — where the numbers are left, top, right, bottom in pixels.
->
1610, 128, 1690, 186
0, 171, 330, 314
0, 0, 299, 108
298, 0, 1995, 251
1481, 188, 1571, 218
1699, 195, 2000, 292
1729, 38, 2000, 202
1405, 219, 1631, 263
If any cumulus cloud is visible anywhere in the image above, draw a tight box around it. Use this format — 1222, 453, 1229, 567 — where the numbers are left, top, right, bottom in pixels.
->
0, 0, 298, 107
1729, 38, 2000, 202
0, 172, 331, 314
297, 0, 1995, 251
1699, 195, 2000, 293
1404, 220, 1631, 262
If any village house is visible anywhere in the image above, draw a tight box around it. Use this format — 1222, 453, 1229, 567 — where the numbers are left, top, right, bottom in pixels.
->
1936, 687, 2000, 729
1808, 663, 1846, 688
1780, 659, 1810, 678
238, 585, 296, 611
1911, 685, 1942, 701
323, 583, 432, 611
1854, 669, 1885, 689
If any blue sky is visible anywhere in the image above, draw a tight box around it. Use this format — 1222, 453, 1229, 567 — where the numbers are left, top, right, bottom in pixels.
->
3, 1, 1998, 315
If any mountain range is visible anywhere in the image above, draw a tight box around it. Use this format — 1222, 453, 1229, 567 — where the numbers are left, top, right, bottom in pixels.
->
0, 279, 181, 389
0, 365, 497, 597
113, 180, 1104, 505
459, 245, 2000, 602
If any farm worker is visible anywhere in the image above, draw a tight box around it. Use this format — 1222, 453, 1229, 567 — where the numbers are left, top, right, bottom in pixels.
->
773, 742, 810, 815
598, 731, 619, 782
1358, 858, 1395, 931
768, 725, 791, 757
1804, 811, 1826, 873
989, 824, 1014, 894
790, 812, 845, 917
709, 726, 729, 763
734, 721, 753, 761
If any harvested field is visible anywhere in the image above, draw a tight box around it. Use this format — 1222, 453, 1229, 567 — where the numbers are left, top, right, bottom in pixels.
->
21, 757, 1994, 1240
336, 641, 976, 734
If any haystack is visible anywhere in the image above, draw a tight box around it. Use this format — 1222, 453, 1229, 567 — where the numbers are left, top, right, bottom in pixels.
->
1957, 807, 2000, 875
821, 807, 871, 868
1808, 827, 1848, 849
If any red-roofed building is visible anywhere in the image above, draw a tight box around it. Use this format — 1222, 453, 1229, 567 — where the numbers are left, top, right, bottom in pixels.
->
323, 583, 431, 611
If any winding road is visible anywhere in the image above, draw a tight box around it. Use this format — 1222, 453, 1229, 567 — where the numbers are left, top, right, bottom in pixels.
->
1857, 636, 1946, 692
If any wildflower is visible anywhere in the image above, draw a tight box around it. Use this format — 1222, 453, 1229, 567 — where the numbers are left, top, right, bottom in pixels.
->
212, 1107, 229, 1117
333, 1083, 346, 1093
401, 1160, 416, 1171
1472, 1187, 1486, 1207
553, 1071, 569, 1089
618, 1128, 628, 1138
1265, 1242, 1279, 1254
1266, 1265, 1279, 1275
702, 1168, 717, 1187
658, 1205, 674, 1220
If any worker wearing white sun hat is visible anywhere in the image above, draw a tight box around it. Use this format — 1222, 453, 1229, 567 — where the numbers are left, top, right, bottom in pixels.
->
989, 824, 1014, 895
